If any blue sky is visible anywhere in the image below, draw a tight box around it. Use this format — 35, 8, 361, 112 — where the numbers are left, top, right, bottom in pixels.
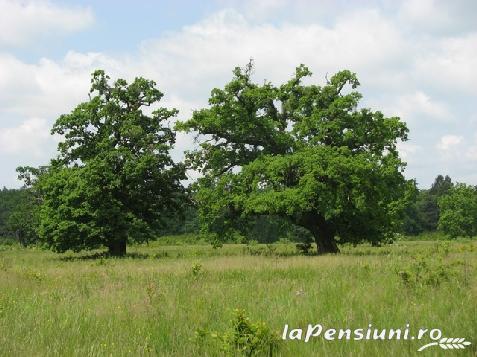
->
12, 1, 219, 61
0, 0, 476, 188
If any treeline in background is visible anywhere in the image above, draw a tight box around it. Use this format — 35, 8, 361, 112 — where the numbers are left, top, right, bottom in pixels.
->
0, 173, 473, 246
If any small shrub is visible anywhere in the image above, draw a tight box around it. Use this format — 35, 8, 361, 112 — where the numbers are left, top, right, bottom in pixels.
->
191, 263, 203, 277
295, 242, 313, 255
434, 241, 450, 257
243, 240, 266, 256
195, 309, 281, 356
264, 244, 277, 256
397, 255, 456, 288
211, 239, 223, 249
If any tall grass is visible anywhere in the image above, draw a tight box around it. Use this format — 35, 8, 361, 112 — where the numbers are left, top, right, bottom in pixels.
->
0, 239, 475, 356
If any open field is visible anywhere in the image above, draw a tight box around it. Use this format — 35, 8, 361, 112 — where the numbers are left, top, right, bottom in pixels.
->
0, 239, 476, 356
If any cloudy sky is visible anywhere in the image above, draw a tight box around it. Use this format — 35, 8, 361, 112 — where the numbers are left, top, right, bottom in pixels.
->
0, 0, 476, 188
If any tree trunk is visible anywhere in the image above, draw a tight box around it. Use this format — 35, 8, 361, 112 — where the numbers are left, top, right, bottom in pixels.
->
313, 225, 339, 254
15, 230, 26, 247
300, 213, 340, 254
108, 239, 127, 256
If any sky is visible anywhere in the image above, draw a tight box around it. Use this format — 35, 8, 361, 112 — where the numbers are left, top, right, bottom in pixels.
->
0, 0, 476, 189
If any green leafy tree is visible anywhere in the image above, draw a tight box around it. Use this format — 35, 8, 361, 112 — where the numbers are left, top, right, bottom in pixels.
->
6, 189, 39, 246
23, 71, 186, 256
418, 175, 453, 231
0, 187, 20, 237
0, 186, 39, 244
403, 175, 453, 235
177, 62, 410, 253
400, 180, 424, 235
438, 183, 477, 238
401, 174, 454, 235
429, 174, 453, 196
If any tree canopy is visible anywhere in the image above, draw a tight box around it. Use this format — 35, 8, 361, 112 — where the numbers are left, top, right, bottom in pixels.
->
23, 70, 186, 256
401, 174, 453, 235
438, 183, 477, 238
0, 187, 38, 244
177, 62, 411, 253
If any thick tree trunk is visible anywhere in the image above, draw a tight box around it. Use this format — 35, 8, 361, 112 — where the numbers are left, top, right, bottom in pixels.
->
299, 213, 340, 254
312, 226, 339, 254
108, 239, 127, 256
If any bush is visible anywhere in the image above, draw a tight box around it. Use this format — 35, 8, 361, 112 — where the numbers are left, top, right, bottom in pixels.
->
195, 309, 281, 356
438, 183, 477, 238
397, 252, 457, 288
295, 242, 313, 255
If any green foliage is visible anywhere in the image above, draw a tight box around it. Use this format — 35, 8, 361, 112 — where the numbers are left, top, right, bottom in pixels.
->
430, 174, 454, 196
190, 262, 203, 277
158, 205, 200, 236
0, 187, 39, 245
396, 244, 460, 288
401, 175, 453, 235
0, 187, 20, 236
196, 309, 281, 356
6, 189, 39, 246
240, 215, 311, 244
397, 257, 454, 288
295, 242, 313, 255
21, 70, 186, 255
155, 233, 207, 245
438, 183, 477, 238
242, 241, 282, 256
178, 62, 410, 253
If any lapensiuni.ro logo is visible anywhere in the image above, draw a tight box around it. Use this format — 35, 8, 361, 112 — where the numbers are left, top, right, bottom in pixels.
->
282, 324, 472, 352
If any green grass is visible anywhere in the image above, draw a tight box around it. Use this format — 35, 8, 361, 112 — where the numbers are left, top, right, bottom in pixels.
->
0, 239, 476, 356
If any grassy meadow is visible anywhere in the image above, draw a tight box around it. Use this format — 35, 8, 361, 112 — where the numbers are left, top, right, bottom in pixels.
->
0, 237, 475, 356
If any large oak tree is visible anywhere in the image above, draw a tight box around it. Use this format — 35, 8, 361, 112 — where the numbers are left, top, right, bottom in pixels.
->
177, 63, 411, 253
29, 71, 185, 256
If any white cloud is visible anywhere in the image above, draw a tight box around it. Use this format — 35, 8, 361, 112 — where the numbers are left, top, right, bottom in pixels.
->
399, 0, 477, 35
436, 135, 463, 151
464, 134, 477, 161
400, 0, 452, 32
134, 8, 409, 104
392, 91, 451, 122
397, 142, 420, 162
0, 4, 476, 187
0, 117, 51, 156
412, 34, 477, 95
0, 0, 94, 47
0, 51, 122, 120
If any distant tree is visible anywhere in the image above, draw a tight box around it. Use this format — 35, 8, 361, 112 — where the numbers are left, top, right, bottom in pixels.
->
401, 175, 454, 235
0, 186, 37, 243
177, 62, 411, 253
158, 204, 199, 236
0, 187, 16, 237
21, 71, 186, 256
244, 216, 312, 244
400, 180, 423, 235
418, 175, 453, 231
438, 183, 477, 238
6, 189, 39, 246
429, 175, 453, 196
416, 192, 439, 231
